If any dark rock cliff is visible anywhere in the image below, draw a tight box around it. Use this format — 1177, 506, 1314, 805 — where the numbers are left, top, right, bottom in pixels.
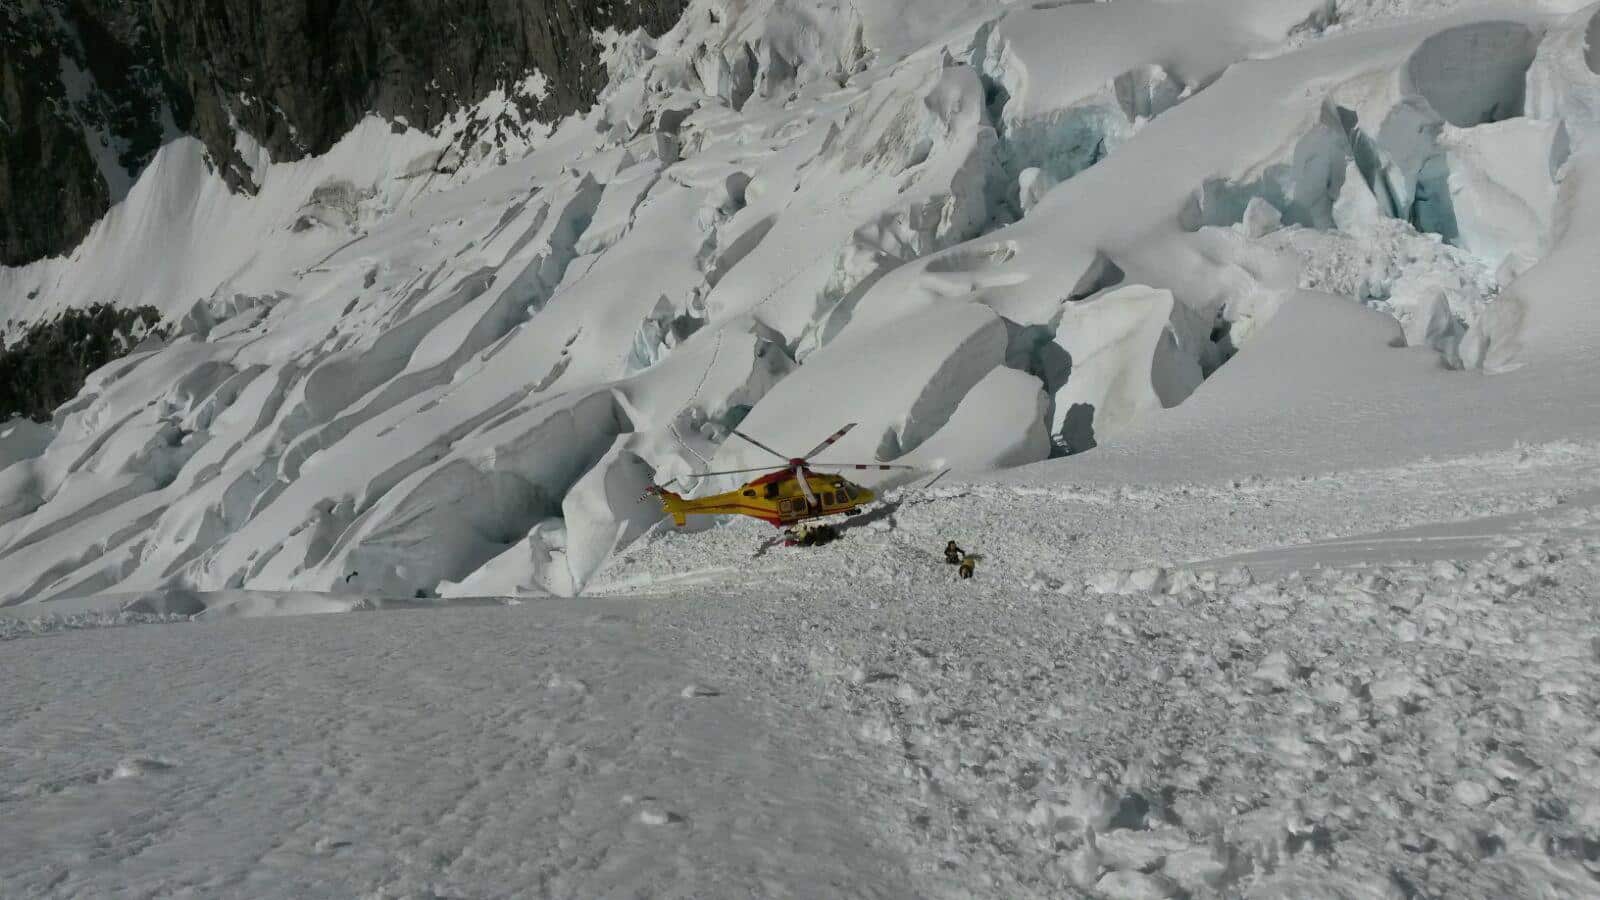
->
0, 0, 688, 266
1, 1, 168, 268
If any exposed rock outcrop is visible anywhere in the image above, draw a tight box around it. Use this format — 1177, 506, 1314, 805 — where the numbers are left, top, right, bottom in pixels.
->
0, 0, 689, 266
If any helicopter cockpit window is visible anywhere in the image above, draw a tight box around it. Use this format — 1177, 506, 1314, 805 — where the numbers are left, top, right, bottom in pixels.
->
764, 482, 779, 499
845, 485, 859, 500
743, 489, 756, 497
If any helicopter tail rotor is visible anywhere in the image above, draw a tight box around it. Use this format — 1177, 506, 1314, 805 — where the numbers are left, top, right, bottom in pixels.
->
638, 484, 690, 526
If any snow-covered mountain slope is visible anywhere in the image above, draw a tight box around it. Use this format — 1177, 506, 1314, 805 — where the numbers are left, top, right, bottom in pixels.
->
5, 0, 1600, 605
0, 0, 688, 265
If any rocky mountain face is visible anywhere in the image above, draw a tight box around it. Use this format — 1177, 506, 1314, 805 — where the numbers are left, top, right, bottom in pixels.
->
0, 0, 687, 266
1, 1, 165, 268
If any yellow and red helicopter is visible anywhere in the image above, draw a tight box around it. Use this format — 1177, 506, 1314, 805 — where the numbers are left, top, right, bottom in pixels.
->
644, 423, 916, 528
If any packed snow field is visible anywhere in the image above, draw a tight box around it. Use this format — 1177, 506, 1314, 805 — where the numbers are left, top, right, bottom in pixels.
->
7, 441, 1600, 897
7, 0, 1600, 895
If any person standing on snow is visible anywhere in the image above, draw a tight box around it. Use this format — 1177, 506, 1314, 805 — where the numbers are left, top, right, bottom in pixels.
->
945, 540, 964, 565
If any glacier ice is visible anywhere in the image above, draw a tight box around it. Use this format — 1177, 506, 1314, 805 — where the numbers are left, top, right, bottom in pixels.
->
1405, 21, 1539, 128
1528, 4, 1600, 149
1438, 118, 1567, 274
1048, 285, 1208, 451
3, 0, 1599, 601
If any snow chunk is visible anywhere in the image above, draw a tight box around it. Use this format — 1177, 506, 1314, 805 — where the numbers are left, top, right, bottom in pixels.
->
722, 303, 1009, 472
1332, 160, 1384, 233
1126, 566, 1169, 593
1528, 5, 1600, 150
1252, 650, 1299, 690
1050, 286, 1207, 451
1250, 218, 1497, 358
1440, 118, 1567, 273
561, 441, 659, 591
906, 366, 1051, 471
110, 757, 175, 780
638, 808, 677, 826
1239, 196, 1284, 239
1452, 779, 1491, 806
1399, 286, 1464, 361
1017, 167, 1058, 215
1185, 101, 1353, 232
441, 518, 573, 599
343, 392, 627, 598
1096, 869, 1180, 899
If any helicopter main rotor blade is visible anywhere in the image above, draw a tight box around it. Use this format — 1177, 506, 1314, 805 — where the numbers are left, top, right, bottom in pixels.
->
808, 463, 920, 471
687, 466, 785, 479
728, 427, 790, 462
799, 423, 857, 461
793, 465, 817, 507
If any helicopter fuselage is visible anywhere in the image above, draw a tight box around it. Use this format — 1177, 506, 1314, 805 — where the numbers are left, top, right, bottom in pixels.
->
654, 468, 874, 528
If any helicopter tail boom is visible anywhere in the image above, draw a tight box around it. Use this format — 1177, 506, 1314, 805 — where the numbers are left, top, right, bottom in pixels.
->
660, 490, 689, 527
641, 486, 690, 526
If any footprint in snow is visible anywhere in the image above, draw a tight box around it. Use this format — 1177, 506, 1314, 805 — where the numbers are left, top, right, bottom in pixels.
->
546, 674, 590, 694
108, 757, 175, 780
638, 808, 686, 826
622, 794, 686, 825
